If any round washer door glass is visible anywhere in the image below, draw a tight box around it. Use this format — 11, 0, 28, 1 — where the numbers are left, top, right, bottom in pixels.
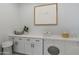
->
48, 46, 60, 55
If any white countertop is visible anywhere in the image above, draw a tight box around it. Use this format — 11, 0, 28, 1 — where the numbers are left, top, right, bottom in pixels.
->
8, 34, 79, 41
44, 35, 79, 41
9, 34, 43, 39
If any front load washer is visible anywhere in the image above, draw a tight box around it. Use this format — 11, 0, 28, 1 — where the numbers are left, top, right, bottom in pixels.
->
44, 39, 65, 55
44, 38, 79, 55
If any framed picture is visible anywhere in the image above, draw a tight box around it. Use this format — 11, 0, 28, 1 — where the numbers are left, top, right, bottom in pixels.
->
34, 3, 58, 25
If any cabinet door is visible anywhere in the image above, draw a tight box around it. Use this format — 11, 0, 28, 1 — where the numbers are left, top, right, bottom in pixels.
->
13, 37, 25, 54
64, 40, 79, 55
24, 38, 32, 55
31, 38, 43, 55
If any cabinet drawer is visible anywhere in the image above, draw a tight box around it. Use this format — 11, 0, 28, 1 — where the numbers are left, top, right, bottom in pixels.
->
22, 38, 31, 41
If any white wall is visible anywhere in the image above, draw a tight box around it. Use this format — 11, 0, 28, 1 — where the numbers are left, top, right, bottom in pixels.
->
19, 3, 79, 36
0, 3, 21, 43
0, 3, 79, 44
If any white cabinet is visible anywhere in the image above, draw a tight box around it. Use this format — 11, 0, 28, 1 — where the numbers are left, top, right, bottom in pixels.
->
23, 38, 32, 55
31, 38, 42, 55
9, 36, 43, 55
13, 37, 25, 54
64, 40, 79, 55
24, 38, 43, 55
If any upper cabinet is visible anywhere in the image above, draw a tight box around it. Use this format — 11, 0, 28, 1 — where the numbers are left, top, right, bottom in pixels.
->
34, 3, 58, 25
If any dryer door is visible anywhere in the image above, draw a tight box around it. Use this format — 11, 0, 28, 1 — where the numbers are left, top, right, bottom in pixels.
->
48, 46, 60, 55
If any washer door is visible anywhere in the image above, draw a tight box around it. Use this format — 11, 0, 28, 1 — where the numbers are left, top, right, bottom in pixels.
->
48, 46, 60, 55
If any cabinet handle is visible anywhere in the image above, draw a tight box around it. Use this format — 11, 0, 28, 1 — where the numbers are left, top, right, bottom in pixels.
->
27, 39, 30, 41
19, 38, 22, 40
33, 44, 34, 48
36, 40, 39, 42
31, 43, 34, 48
15, 42, 18, 45
31, 44, 33, 47
12, 37, 14, 39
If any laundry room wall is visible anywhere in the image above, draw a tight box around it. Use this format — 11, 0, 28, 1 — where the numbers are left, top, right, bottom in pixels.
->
0, 3, 21, 44
19, 3, 79, 36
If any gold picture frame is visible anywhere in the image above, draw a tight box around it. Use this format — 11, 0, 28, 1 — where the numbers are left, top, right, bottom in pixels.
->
34, 3, 58, 25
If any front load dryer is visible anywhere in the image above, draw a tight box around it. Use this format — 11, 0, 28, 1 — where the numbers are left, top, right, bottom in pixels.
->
44, 39, 79, 55
44, 39, 65, 55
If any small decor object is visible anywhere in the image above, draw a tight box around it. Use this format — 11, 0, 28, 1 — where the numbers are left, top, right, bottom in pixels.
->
62, 32, 69, 38
24, 26, 29, 32
14, 26, 29, 35
14, 30, 24, 35
34, 3, 58, 25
